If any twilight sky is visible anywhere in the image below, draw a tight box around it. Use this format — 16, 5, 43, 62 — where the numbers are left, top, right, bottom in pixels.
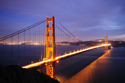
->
0, 0, 125, 41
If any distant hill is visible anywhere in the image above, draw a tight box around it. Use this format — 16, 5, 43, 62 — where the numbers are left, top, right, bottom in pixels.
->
58, 40, 125, 47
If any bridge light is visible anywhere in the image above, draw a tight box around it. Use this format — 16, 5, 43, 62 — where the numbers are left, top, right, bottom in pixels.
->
45, 63, 47, 65
43, 58, 45, 60
111, 46, 113, 48
76, 37, 78, 39
71, 37, 73, 39
31, 61, 33, 64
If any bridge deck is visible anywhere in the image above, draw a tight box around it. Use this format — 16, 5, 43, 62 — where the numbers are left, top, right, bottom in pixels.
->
22, 44, 111, 69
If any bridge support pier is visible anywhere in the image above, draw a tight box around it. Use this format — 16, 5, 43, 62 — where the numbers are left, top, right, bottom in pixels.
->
46, 16, 56, 78
46, 61, 56, 78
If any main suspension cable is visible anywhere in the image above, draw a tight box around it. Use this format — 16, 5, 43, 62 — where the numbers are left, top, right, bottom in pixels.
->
55, 18, 81, 41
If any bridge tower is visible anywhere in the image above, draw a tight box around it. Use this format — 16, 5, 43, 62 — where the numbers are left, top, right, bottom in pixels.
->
46, 16, 56, 78
105, 35, 108, 52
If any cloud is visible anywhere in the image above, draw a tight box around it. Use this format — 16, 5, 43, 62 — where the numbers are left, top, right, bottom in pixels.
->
109, 34, 125, 40
0, 0, 125, 40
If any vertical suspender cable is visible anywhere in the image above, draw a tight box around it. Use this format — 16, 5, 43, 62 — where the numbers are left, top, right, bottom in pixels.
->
55, 20, 59, 56
44, 21, 45, 59
55, 20, 57, 57
24, 31, 25, 65
41, 23, 43, 60
11, 37, 13, 65
39, 24, 40, 61
39, 24, 41, 60
36, 25, 39, 61
63, 26, 64, 55
35, 26, 36, 62
5, 40, 6, 65
3, 40, 4, 65
29, 29, 31, 64
18, 33, 20, 66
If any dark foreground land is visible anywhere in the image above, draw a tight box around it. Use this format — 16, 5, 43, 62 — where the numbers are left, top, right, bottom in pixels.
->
0, 65, 59, 83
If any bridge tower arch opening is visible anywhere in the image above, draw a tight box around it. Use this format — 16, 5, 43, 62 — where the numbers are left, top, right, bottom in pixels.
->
46, 16, 56, 78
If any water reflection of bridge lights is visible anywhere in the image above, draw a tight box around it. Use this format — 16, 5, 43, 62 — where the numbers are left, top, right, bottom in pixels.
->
56, 61, 59, 63
22, 44, 111, 69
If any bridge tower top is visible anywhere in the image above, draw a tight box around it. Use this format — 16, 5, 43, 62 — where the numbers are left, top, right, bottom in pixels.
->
105, 35, 108, 52
105, 35, 108, 44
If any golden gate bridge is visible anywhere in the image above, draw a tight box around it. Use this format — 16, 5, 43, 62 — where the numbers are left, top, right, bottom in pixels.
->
0, 16, 111, 79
